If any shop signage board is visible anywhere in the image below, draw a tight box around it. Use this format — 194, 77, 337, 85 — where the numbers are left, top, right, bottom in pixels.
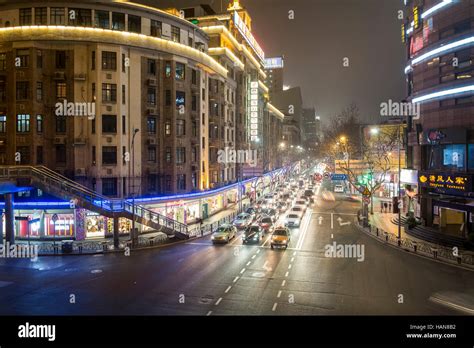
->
419, 172, 472, 196
331, 174, 347, 181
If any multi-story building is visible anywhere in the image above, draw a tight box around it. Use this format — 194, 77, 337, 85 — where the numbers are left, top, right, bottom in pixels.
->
0, 0, 233, 197
302, 107, 319, 151
272, 86, 303, 147
179, 0, 284, 178
403, 0, 474, 238
264, 56, 284, 99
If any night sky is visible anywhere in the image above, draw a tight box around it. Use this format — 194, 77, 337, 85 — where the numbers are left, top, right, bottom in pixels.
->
240, 0, 407, 125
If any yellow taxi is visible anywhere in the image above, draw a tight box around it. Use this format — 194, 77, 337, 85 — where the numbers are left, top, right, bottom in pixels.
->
270, 226, 291, 249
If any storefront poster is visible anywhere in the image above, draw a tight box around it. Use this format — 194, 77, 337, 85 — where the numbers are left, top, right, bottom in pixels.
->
75, 209, 86, 241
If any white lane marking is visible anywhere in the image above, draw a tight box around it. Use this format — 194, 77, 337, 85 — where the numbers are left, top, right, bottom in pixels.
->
251, 254, 256, 259
246, 261, 251, 266
291, 257, 295, 262
272, 303, 278, 311
277, 290, 282, 298
233, 276, 239, 283
207, 311, 213, 316
262, 234, 272, 246
240, 268, 246, 274
256, 249, 260, 254
215, 297, 223, 306
288, 264, 292, 270
285, 271, 289, 277
281, 280, 286, 286
293, 251, 297, 256
429, 296, 474, 314
229, 235, 242, 245
225, 286, 232, 293
295, 212, 311, 250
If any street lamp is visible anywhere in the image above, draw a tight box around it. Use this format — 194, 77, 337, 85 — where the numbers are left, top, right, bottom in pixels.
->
340, 136, 347, 143
370, 128, 379, 135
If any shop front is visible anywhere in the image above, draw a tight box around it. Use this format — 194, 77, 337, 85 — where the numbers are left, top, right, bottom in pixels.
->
85, 212, 130, 239
14, 210, 75, 240
418, 171, 473, 237
400, 169, 419, 217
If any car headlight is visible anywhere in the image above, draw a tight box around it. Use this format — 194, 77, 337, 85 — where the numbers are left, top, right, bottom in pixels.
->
211, 236, 215, 240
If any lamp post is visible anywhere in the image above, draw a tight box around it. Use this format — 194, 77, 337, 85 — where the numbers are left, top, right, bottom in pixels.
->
397, 124, 402, 241
130, 128, 139, 244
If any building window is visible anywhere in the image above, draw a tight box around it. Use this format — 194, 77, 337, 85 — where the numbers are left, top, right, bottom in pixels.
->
91, 118, 96, 135
165, 61, 171, 78
35, 7, 47, 25
176, 119, 185, 136
20, 8, 32, 25
121, 53, 126, 73
177, 174, 186, 190
165, 175, 172, 191
148, 146, 156, 162
0, 53, 6, 71
171, 26, 180, 42
188, 37, 193, 47
36, 82, 43, 101
192, 120, 197, 137
36, 146, 43, 165
16, 49, 29, 68
176, 147, 186, 164
147, 87, 156, 105
16, 114, 30, 133
427, 144, 466, 171
112, 12, 125, 31
56, 50, 66, 69
69, 8, 92, 26
102, 178, 118, 196
102, 51, 116, 70
192, 95, 197, 111
0, 115, 6, 133
92, 146, 96, 165
50, 7, 65, 25
56, 116, 66, 133
128, 15, 141, 33
102, 115, 117, 133
122, 115, 126, 134
191, 69, 197, 85
192, 146, 197, 163
0, 77, 6, 102
102, 146, 117, 165
192, 172, 197, 188
165, 121, 171, 135
16, 81, 29, 100
165, 90, 171, 106
122, 84, 126, 104
147, 59, 156, 75
176, 91, 185, 108
202, 88, 205, 101
16, 146, 30, 164
56, 82, 67, 99
91, 51, 96, 70
36, 115, 43, 133
151, 20, 162, 37
176, 63, 185, 80
55, 145, 66, 164
212, 171, 218, 184
102, 83, 117, 103
95, 10, 109, 29
165, 147, 172, 163
147, 117, 156, 134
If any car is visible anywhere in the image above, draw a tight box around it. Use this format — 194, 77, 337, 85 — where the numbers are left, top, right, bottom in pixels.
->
290, 205, 305, 216
211, 224, 237, 244
245, 207, 258, 221
285, 213, 301, 227
259, 215, 274, 232
281, 193, 292, 204
276, 201, 288, 213
233, 213, 253, 229
271, 227, 291, 249
264, 194, 275, 204
304, 189, 314, 197
295, 198, 309, 208
334, 184, 344, 193
261, 208, 278, 222
242, 225, 264, 244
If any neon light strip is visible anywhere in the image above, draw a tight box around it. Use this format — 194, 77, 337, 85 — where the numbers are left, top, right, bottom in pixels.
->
0, 25, 227, 76
208, 47, 245, 70
412, 84, 474, 103
267, 103, 284, 120
405, 36, 474, 74
258, 80, 269, 93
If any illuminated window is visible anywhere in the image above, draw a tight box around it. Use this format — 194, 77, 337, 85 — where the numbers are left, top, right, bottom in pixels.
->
176, 63, 185, 80
165, 121, 171, 135
176, 91, 185, 108
0, 115, 6, 133
147, 117, 156, 134
16, 114, 30, 133
56, 82, 67, 99
165, 61, 171, 78
102, 83, 117, 103
102, 51, 116, 70
36, 115, 43, 133
151, 20, 162, 37
34, 7, 47, 25
171, 26, 180, 42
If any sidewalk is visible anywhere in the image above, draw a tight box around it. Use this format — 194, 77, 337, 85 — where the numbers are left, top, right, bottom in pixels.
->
369, 212, 417, 242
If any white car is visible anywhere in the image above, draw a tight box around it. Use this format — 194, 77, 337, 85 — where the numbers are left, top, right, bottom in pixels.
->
285, 213, 301, 227
334, 185, 344, 193
290, 206, 305, 217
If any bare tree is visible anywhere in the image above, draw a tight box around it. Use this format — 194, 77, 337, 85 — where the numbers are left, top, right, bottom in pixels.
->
333, 126, 400, 214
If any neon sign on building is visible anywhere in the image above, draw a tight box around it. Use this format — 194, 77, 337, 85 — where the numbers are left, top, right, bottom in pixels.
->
233, 11, 265, 62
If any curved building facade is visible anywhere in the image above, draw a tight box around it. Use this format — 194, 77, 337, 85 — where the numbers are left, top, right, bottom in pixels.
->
404, 0, 474, 238
0, 0, 230, 197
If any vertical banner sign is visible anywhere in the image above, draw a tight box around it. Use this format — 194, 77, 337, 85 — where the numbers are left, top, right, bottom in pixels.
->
249, 81, 259, 142
401, 23, 405, 43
